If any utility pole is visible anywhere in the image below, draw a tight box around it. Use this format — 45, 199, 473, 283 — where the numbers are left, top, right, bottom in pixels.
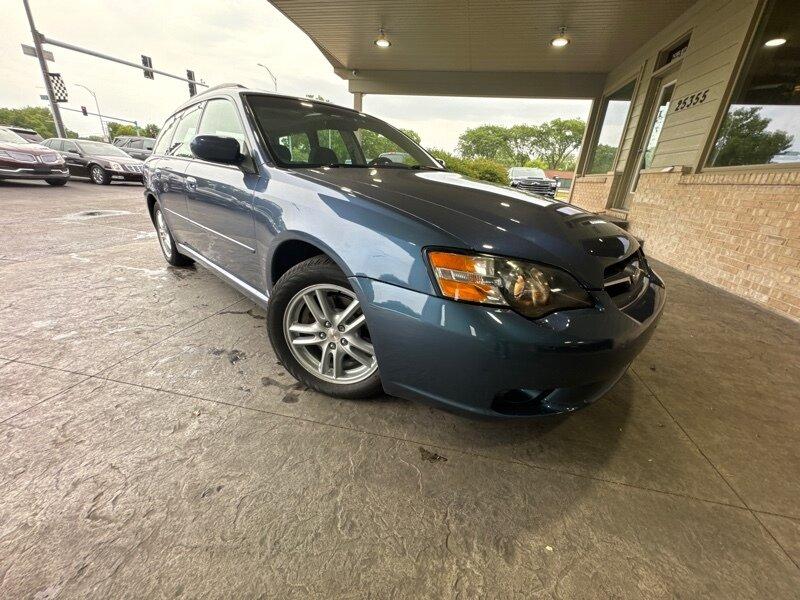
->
75, 83, 106, 141
22, 0, 65, 137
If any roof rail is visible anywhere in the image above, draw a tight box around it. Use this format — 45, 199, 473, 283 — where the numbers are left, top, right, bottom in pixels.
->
194, 83, 246, 97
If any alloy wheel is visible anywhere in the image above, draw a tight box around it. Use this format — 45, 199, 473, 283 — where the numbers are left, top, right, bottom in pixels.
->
283, 284, 377, 384
91, 166, 104, 184
155, 209, 173, 260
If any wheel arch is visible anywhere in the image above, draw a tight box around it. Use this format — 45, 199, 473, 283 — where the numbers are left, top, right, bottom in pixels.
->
267, 232, 353, 293
146, 193, 157, 223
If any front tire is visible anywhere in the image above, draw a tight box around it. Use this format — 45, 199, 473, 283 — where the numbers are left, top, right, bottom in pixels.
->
268, 256, 382, 399
153, 202, 193, 267
90, 165, 111, 185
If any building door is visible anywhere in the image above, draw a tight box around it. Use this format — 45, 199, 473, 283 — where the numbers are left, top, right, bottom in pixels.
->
620, 80, 675, 209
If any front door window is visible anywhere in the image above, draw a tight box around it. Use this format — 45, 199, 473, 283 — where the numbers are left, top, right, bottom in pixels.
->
629, 81, 675, 196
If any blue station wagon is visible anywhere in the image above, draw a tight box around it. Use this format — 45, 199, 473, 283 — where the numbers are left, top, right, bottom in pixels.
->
144, 84, 665, 418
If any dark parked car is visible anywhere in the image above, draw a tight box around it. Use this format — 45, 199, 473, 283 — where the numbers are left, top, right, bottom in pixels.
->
42, 138, 144, 184
508, 166, 559, 197
144, 86, 665, 418
113, 136, 156, 160
0, 126, 69, 185
4, 125, 44, 143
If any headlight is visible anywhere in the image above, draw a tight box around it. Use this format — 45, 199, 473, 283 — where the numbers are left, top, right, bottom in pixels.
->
108, 162, 123, 171
428, 250, 594, 318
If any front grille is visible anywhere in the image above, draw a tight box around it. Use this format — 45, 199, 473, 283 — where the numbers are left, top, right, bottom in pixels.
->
124, 164, 143, 173
516, 180, 553, 194
7, 151, 35, 163
603, 251, 648, 309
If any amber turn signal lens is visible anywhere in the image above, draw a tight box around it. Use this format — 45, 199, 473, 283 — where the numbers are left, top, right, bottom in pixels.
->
428, 251, 496, 303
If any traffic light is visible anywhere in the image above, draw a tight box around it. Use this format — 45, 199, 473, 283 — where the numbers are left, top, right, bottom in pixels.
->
187, 70, 197, 97
81, 106, 87, 116
141, 55, 154, 79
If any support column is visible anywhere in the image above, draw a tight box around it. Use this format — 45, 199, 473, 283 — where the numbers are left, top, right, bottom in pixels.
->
353, 92, 364, 112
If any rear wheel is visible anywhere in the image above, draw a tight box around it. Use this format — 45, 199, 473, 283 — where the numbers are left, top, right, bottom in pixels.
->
45, 178, 67, 186
90, 165, 111, 185
153, 202, 193, 267
268, 256, 382, 398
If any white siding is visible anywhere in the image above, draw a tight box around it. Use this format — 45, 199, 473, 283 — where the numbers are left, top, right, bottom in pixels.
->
598, 0, 760, 173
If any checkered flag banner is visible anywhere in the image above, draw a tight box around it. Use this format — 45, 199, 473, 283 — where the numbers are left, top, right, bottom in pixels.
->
48, 73, 68, 102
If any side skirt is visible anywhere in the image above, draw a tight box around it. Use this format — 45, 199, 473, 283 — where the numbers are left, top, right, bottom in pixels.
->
176, 243, 269, 309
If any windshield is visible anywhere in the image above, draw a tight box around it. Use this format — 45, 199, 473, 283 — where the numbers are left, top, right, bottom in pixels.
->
0, 128, 28, 144
510, 167, 546, 179
245, 94, 441, 170
77, 141, 130, 157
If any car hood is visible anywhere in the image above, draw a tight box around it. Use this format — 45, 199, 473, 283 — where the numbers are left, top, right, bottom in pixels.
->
294, 167, 639, 289
92, 154, 143, 165
0, 141, 53, 155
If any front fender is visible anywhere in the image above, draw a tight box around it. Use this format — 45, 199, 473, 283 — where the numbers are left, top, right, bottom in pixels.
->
253, 169, 463, 296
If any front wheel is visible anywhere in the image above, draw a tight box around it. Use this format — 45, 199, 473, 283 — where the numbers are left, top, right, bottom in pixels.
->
90, 165, 111, 185
267, 256, 382, 398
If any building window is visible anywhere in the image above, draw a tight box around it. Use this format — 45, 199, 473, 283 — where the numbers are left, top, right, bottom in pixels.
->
586, 80, 636, 174
708, 0, 799, 167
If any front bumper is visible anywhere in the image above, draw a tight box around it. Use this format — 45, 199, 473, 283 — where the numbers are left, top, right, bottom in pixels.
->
0, 166, 69, 181
351, 271, 665, 418
109, 170, 144, 183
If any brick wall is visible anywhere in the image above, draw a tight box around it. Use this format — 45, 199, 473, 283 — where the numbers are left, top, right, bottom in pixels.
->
628, 169, 800, 321
570, 174, 616, 213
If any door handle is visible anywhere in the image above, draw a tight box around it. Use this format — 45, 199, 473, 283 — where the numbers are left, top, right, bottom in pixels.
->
186, 176, 197, 191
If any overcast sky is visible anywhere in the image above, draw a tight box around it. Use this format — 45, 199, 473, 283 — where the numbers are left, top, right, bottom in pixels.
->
1, 0, 590, 151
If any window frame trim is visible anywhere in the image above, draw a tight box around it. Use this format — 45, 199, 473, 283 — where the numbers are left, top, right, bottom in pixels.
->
581, 75, 640, 177
699, 0, 797, 172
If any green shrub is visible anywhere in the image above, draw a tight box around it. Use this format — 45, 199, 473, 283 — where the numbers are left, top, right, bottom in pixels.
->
427, 148, 509, 186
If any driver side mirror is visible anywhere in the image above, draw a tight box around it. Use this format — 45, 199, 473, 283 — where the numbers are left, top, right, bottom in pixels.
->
190, 135, 243, 165
436, 158, 446, 168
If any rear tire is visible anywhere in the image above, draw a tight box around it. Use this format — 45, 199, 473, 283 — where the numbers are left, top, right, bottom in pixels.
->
153, 202, 193, 267
268, 256, 383, 399
90, 165, 111, 185
45, 178, 67, 186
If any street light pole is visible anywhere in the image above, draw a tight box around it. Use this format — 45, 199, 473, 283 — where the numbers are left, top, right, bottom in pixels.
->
75, 83, 106, 141
257, 63, 278, 92
22, 0, 66, 137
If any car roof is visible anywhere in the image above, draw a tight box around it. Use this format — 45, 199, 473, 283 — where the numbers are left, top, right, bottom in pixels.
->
168, 83, 361, 117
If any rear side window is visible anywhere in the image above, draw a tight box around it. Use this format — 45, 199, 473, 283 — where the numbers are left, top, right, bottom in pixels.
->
197, 99, 246, 152
153, 117, 178, 155
170, 104, 204, 158
129, 139, 143, 149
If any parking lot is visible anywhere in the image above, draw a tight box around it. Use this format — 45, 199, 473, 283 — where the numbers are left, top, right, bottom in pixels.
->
1, 179, 798, 597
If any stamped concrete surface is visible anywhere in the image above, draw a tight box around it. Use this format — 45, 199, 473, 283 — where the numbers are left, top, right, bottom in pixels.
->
1, 180, 799, 598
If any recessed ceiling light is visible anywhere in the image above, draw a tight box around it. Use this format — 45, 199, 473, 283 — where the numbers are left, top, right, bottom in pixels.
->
551, 26, 569, 48
374, 28, 391, 48
764, 37, 787, 47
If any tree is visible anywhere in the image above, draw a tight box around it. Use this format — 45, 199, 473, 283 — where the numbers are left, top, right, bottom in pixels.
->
457, 125, 513, 163
106, 122, 138, 140
359, 128, 421, 161
142, 123, 161, 138
400, 128, 421, 144
588, 144, 617, 174
0, 106, 77, 138
711, 107, 793, 167
527, 118, 585, 169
